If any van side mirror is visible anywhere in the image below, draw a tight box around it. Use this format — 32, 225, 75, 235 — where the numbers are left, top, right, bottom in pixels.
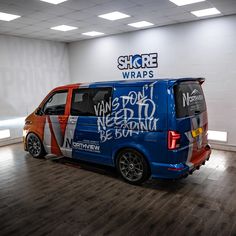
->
35, 107, 44, 116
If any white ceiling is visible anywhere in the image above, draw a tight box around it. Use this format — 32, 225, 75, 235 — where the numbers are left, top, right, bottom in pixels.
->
0, 0, 235, 42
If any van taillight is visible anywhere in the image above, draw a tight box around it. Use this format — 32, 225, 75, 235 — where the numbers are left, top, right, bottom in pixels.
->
168, 131, 181, 150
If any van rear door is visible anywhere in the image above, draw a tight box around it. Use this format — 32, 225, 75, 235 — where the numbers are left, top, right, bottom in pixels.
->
169, 79, 209, 168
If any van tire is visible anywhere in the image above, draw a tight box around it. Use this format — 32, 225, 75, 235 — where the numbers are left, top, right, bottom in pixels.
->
116, 149, 150, 185
27, 133, 46, 158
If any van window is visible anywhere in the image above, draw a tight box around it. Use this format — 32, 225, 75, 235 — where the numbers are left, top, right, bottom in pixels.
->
71, 88, 112, 116
43, 91, 68, 115
174, 82, 206, 118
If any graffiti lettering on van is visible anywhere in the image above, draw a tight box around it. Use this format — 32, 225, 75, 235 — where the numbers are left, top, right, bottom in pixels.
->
95, 82, 159, 143
182, 89, 204, 107
94, 98, 112, 116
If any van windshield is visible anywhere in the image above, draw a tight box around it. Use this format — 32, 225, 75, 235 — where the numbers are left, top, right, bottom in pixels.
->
174, 81, 206, 118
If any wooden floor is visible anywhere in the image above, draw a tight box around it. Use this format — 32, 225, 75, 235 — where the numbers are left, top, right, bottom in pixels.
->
1, 144, 236, 236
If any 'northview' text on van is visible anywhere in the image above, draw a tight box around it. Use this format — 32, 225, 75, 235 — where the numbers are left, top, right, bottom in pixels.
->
23, 78, 211, 184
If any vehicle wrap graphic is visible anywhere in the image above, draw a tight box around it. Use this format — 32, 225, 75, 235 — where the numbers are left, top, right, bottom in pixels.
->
41, 82, 207, 168
23, 78, 211, 180
182, 89, 204, 108
43, 115, 77, 158
185, 111, 208, 169
61, 116, 78, 157
72, 140, 100, 153
94, 81, 159, 143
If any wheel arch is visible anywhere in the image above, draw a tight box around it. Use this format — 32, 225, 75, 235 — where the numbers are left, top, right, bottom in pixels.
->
25, 131, 44, 150
112, 144, 151, 173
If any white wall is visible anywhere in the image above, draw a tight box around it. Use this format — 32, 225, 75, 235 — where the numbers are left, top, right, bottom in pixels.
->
1, 15, 235, 148
68, 15, 236, 147
0, 35, 70, 144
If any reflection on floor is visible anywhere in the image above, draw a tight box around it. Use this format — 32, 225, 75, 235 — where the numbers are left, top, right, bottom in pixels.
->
0, 143, 236, 236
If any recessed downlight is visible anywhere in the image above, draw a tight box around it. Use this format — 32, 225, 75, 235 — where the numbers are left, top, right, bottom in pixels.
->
51, 25, 78, 32
40, 0, 68, 4
128, 21, 154, 28
0, 12, 21, 21
169, 0, 206, 6
98, 11, 130, 21
82, 31, 105, 37
191, 8, 221, 17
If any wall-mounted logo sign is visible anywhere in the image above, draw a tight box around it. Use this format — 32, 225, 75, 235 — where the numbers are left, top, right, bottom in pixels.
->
117, 53, 158, 79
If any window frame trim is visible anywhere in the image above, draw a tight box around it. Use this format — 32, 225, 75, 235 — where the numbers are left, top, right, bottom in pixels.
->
41, 89, 69, 116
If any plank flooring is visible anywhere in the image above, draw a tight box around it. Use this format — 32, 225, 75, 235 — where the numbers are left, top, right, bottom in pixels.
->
1, 143, 236, 236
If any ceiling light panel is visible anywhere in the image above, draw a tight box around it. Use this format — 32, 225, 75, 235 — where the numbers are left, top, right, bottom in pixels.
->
191, 8, 221, 17
0, 12, 21, 21
169, 0, 206, 6
98, 11, 130, 21
128, 21, 154, 28
40, 0, 68, 4
82, 31, 105, 37
51, 25, 78, 31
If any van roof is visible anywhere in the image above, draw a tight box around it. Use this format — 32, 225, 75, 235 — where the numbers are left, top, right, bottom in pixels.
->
54, 77, 204, 90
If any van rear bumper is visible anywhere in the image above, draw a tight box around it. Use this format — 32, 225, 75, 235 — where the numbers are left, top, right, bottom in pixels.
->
150, 146, 211, 179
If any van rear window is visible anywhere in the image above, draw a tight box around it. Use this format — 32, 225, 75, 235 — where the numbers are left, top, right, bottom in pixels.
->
174, 82, 206, 118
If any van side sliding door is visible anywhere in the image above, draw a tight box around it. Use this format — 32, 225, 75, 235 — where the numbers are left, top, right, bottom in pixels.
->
70, 87, 113, 165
